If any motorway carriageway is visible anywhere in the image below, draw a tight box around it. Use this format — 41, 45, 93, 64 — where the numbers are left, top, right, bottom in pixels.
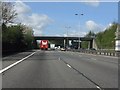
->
1, 50, 118, 89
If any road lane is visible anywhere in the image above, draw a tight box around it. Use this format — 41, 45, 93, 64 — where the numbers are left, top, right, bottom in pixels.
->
59, 51, 118, 88
2, 50, 96, 88
67, 51, 118, 64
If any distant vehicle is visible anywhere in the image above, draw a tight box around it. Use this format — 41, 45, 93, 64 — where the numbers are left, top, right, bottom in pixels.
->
40, 40, 48, 50
50, 44, 55, 50
57, 46, 61, 50
60, 48, 66, 51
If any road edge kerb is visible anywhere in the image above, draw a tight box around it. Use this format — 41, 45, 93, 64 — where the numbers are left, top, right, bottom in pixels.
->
0, 51, 36, 74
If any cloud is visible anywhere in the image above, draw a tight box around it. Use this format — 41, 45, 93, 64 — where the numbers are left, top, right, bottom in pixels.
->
62, 20, 105, 37
103, 23, 113, 31
14, 0, 31, 14
85, 20, 103, 33
55, 34, 61, 36
21, 13, 52, 35
14, 1, 53, 36
83, 0, 100, 7
68, 30, 87, 37
63, 29, 87, 37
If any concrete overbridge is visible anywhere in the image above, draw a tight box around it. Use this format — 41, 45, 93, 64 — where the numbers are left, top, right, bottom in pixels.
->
33, 36, 96, 49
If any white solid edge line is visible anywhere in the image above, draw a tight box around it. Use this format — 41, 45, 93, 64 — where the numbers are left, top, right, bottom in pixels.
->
0, 51, 36, 74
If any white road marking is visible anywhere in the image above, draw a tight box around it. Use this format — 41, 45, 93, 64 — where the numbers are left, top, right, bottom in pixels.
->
79, 55, 82, 57
58, 57, 61, 60
96, 86, 102, 90
91, 58, 97, 60
0, 51, 36, 74
66, 64, 72, 68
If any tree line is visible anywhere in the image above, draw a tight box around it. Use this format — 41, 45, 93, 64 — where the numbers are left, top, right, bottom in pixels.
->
1, 2, 34, 54
82, 22, 118, 50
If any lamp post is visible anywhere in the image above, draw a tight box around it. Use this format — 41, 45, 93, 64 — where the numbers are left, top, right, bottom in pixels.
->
75, 13, 84, 49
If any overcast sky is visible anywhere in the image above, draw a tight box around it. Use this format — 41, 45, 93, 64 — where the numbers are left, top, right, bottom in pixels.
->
12, 0, 118, 37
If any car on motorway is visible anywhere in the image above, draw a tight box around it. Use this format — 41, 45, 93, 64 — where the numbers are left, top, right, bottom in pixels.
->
60, 48, 66, 51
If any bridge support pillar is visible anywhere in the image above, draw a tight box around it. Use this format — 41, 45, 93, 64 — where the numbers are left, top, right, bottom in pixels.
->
88, 40, 93, 49
64, 39, 66, 48
92, 39, 98, 50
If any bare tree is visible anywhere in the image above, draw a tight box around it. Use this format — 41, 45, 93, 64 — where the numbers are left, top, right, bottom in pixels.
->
0, 2, 17, 25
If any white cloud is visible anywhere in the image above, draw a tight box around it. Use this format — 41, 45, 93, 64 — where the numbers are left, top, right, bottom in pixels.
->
14, 1, 53, 36
21, 13, 52, 36
63, 20, 105, 37
83, 0, 100, 7
14, 0, 31, 14
66, 30, 87, 37
63, 34, 67, 37
55, 34, 61, 36
86, 20, 103, 33
108, 23, 113, 27
103, 23, 113, 31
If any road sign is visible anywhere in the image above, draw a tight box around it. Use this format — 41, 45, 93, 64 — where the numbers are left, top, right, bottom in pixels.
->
115, 40, 120, 51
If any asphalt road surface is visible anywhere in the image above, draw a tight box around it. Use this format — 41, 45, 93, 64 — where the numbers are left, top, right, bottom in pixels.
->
2, 50, 118, 89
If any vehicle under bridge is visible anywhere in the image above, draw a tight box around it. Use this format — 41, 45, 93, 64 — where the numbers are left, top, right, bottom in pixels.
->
33, 36, 95, 49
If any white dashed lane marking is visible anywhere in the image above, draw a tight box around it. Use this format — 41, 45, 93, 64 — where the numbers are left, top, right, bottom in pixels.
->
66, 64, 72, 68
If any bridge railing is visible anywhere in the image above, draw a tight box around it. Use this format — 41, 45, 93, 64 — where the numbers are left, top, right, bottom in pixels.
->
68, 49, 118, 57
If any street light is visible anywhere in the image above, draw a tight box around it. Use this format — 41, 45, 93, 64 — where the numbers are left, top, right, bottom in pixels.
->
75, 13, 84, 49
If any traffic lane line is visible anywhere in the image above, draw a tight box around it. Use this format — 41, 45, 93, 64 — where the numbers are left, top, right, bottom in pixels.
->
59, 58, 104, 90
0, 51, 36, 74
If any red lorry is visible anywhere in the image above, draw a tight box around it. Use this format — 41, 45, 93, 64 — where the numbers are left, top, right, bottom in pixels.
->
40, 40, 48, 50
